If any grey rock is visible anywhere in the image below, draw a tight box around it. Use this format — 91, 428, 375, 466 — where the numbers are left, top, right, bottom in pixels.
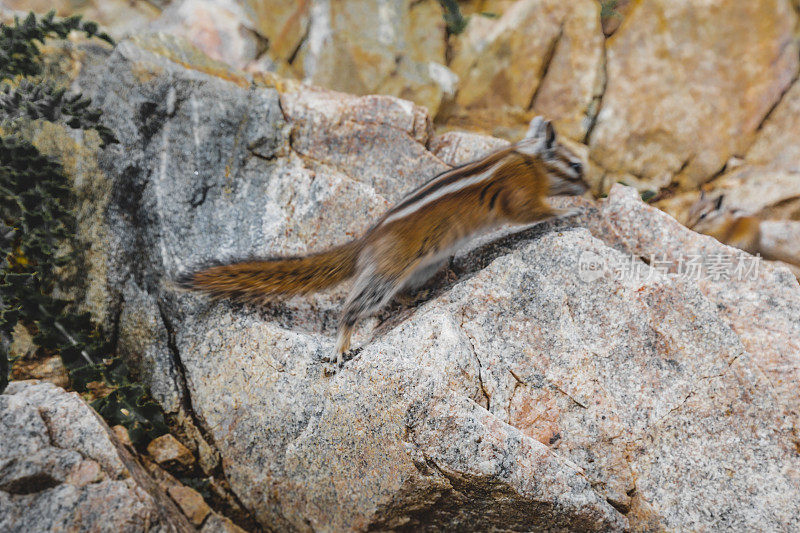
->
118, 278, 183, 414
0, 381, 175, 532
280, 84, 446, 200
583, 185, 800, 528
590, 185, 800, 433
6, 380, 128, 479
428, 131, 509, 167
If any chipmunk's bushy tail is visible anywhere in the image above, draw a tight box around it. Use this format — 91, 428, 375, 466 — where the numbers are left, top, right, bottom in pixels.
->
178, 241, 360, 301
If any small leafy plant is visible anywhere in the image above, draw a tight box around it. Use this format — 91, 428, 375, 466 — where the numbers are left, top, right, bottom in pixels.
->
1, 80, 117, 146
438, 0, 468, 35
0, 11, 166, 446
0, 10, 112, 81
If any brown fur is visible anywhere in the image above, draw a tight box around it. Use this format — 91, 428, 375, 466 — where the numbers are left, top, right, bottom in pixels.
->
706, 216, 761, 255
364, 155, 558, 280
180, 241, 360, 301
688, 194, 762, 255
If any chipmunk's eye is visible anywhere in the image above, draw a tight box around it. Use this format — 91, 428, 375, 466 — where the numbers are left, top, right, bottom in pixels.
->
570, 162, 583, 174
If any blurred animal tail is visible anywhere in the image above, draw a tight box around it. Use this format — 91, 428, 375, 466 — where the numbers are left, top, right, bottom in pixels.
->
177, 241, 360, 302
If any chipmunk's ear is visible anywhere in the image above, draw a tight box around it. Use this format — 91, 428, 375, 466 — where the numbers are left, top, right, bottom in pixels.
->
526, 116, 546, 139
516, 116, 555, 156
526, 116, 556, 149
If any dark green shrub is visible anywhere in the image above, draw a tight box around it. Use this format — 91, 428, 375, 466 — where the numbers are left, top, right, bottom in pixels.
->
0, 11, 166, 447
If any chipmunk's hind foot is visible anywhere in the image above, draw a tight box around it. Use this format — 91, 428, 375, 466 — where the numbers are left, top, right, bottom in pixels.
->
322, 323, 359, 376
322, 272, 399, 377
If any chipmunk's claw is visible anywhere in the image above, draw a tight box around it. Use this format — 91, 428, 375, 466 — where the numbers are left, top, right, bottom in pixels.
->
342, 347, 362, 362
321, 347, 362, 376
322, 361, 339, 377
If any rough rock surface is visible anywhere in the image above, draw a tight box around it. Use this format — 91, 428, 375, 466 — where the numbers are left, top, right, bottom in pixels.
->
583, 186, 800, 528
428, 131, 509, 166
657, 76, 800, 269
448, 0, 604, 141
0, 381, 187, 532
291, 0, 453, 116
55, 36, 800, 531
589, 0, 799, 190
152, 0, 261, 70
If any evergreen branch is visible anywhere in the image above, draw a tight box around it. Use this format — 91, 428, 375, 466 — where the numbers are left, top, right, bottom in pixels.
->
0, 80, 118, 147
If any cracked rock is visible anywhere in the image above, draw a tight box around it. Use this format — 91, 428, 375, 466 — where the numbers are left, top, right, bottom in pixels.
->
0, 381, 173, 532
447, 0, 604, 141
590, 0, 799, 190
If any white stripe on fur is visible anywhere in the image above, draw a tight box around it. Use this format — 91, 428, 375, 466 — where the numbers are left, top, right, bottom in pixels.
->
381, 163, 501, 226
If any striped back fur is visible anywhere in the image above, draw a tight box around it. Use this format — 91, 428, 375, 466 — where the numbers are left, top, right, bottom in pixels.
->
379, 117, 586, 227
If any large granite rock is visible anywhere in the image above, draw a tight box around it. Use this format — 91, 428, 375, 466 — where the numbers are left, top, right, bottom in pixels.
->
53, 35, 800, 531
70, 31, 450, 416
0, 381, 194, 532
589, 0, 799, 190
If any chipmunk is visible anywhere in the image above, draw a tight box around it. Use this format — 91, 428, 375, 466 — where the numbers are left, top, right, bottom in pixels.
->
179, 117, 588, 374
687, 191, 761, 255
